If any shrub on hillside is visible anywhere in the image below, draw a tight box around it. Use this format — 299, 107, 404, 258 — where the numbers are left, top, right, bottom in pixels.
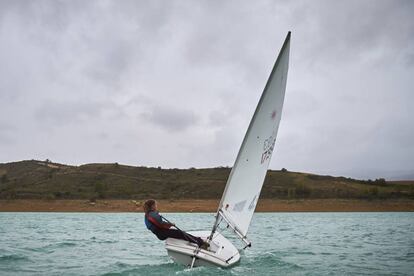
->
1, 174, 8, 183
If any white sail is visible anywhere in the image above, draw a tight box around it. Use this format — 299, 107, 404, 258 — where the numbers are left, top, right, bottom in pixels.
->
216, 32, 290, 237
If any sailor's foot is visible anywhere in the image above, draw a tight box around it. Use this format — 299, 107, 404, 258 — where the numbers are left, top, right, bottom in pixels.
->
200, 241, 210, 250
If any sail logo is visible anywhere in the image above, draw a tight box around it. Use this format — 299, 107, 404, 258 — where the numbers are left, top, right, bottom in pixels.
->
261, 135, 276, 164
233, 200, 246, 212
248, 195, 258, 211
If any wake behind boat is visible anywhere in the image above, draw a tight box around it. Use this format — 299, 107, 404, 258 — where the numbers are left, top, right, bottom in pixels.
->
165, 31, 291, 268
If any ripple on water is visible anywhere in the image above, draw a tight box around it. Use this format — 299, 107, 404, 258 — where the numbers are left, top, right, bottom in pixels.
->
1, 212, 413, 276
25, 241, 78, 254
102, 262, 182, 276
0, 254, 30, 262
42, 242, 77, 250
278, 228, 293, 231
245, 251, 304, 273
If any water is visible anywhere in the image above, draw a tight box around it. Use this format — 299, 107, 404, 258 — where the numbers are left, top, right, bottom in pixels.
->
0, 212, 413, 275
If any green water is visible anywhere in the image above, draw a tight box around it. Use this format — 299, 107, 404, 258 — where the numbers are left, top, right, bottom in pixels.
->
0, 212, 413, 275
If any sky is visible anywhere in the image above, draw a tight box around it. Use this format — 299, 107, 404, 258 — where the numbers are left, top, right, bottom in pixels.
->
0, 0, 413, 180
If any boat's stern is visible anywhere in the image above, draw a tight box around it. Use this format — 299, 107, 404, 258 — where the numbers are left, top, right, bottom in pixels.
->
165, 230, 240, 268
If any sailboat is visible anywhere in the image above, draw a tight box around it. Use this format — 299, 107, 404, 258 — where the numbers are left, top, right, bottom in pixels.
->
165, 31, 291, 268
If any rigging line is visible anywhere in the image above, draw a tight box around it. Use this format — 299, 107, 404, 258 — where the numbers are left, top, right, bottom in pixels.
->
159, 215, 199, 245
218, 210, 252, 247
225, 242, 251, 263
207, 209, 223, 242
216, 216, 224, 229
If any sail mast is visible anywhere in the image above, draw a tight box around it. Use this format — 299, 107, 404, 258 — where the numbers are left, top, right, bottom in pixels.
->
209, 32, 291, 243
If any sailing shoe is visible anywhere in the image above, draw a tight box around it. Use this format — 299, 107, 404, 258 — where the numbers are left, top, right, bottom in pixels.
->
200, 241, 210, 250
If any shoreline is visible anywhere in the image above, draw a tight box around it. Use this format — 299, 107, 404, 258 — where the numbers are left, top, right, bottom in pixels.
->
1, 199, 413, 212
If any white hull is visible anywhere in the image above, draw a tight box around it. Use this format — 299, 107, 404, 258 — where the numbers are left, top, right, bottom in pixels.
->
165, 231, 240, 268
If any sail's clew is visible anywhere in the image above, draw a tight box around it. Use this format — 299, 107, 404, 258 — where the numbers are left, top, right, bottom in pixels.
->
217, 208, 251, 247
211, 32, 291, 241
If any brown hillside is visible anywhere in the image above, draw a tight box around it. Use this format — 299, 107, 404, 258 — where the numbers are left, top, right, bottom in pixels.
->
0, 160, 413, 201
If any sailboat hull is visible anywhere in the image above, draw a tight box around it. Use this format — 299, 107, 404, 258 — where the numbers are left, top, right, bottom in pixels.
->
165, 231, 240, 268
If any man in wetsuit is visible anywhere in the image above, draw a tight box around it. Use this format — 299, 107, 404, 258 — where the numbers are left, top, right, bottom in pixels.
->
143, 199, 208, 248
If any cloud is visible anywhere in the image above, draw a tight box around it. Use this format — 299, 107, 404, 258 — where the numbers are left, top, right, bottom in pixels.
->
0, 0, 413, 179
0, 122, 16, 144
289, 0, 414, 68
141, 105, 199, 132
34, 100, 105, 126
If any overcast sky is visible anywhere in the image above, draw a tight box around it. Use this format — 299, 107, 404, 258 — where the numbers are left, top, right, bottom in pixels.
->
0, 0, 413, 180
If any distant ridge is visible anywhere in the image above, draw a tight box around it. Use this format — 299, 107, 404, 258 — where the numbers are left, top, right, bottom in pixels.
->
0, 160, 413, 200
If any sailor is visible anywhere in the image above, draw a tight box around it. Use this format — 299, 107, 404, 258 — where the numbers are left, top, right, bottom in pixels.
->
143, 199, 209, 249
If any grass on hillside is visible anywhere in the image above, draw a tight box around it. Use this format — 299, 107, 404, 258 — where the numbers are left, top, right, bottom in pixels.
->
0, 160, 413, 201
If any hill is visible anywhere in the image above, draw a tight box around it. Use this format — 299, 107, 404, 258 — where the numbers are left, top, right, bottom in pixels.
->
0, 160, 413, 201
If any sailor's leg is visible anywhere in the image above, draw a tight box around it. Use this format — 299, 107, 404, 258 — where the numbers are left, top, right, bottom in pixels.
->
161, 229, 203, 246
182, 232, 204, 246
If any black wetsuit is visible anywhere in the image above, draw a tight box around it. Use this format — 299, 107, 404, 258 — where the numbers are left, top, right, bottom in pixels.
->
144, 211, 203, 246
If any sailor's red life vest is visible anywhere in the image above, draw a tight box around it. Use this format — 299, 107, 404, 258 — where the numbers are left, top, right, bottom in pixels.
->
145, 211, 173, 231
